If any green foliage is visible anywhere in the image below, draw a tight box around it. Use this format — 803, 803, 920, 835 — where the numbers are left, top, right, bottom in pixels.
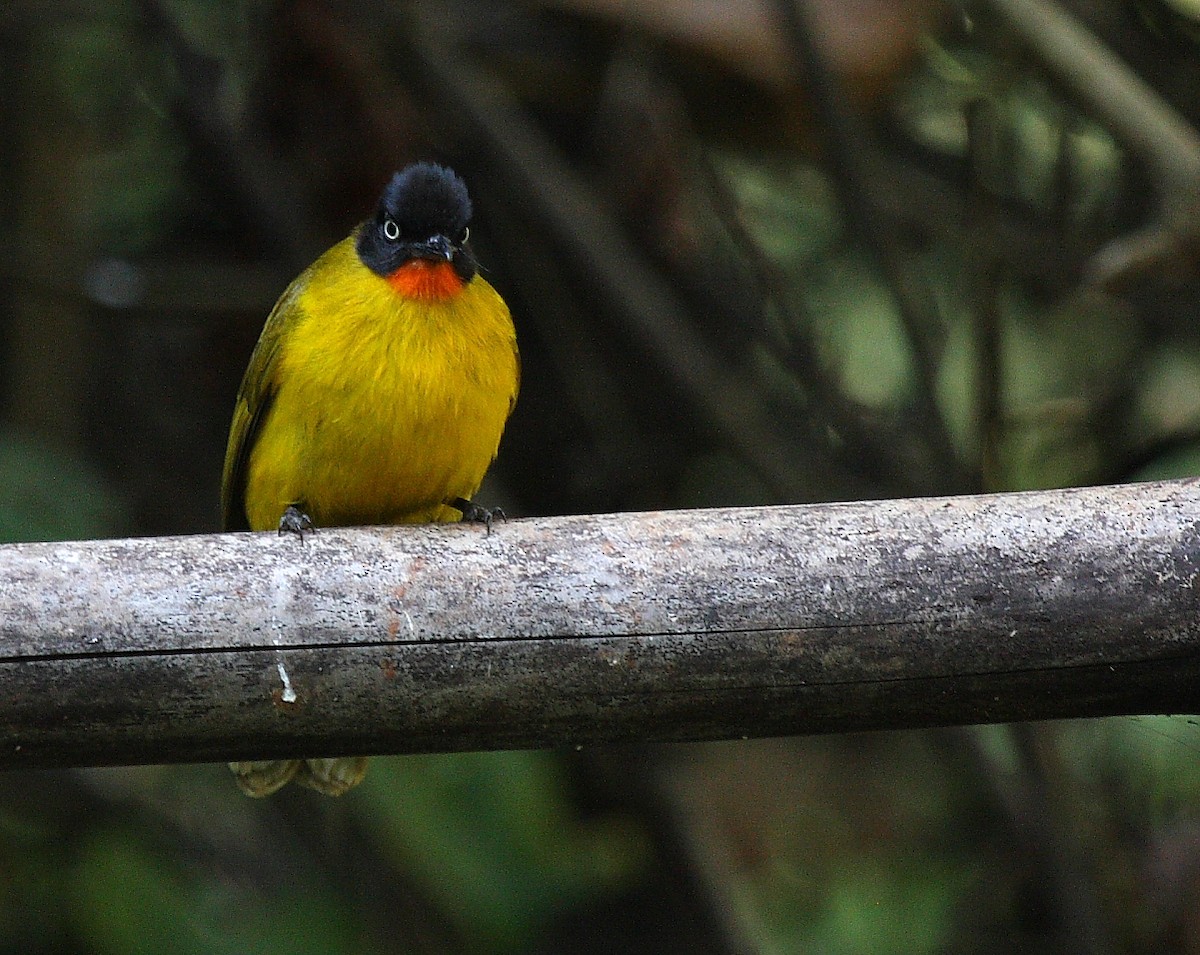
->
70, 829, 375, 955
713, 736, 972, 955
41, 7, 186, 254
359, 752, 648, 951
37, 0, 263, 255
0, 433, 125, 542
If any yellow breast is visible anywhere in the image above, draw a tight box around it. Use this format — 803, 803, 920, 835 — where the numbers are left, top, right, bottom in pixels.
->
241, 239, 518, 531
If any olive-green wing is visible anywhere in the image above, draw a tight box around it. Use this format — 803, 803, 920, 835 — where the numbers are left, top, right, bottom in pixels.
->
508, 337, 521, 419
220, 277, 307, 531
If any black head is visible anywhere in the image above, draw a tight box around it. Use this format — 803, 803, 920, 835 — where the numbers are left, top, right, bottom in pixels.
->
356, 163, 478, 282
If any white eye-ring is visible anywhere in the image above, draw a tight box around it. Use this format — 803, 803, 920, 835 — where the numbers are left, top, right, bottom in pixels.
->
461, 226, 469, 243
383, 218, 400, 241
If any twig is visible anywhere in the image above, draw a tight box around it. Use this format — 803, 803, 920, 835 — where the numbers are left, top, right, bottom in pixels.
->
695, 151, 925, 492
983, 0, 1200, 289
769, 0, 972, 489
135, 0, 323, 271
1008, 724, 1116, 955
965, 99, 1006, 489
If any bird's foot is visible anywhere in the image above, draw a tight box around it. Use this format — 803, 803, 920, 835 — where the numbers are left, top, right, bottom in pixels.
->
278, 504, 315, 540
451, 497, 506, 535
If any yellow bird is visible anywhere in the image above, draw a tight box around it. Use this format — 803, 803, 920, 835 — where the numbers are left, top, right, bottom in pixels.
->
221, 163, 519, 796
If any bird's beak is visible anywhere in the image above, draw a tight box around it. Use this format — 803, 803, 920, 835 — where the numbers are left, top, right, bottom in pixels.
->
416, 235, 455, 262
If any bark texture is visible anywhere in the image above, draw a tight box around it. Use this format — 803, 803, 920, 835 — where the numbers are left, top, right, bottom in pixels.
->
2, 479, 1199, 768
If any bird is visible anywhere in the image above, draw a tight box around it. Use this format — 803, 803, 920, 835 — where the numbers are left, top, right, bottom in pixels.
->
221, 163, 519, 796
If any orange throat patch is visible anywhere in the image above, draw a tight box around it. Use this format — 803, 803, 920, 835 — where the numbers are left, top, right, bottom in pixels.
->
387, 259, 465, 300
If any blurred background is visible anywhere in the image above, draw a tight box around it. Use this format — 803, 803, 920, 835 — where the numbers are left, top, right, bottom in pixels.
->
3, 0, 1200, 951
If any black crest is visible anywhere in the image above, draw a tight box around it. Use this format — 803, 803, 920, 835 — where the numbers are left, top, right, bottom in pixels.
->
380, 163, 472, 239
357, 163, 477, 281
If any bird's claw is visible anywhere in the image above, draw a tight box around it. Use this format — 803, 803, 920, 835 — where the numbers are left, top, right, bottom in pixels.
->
452, 498, 506, 535
278, 505, 315, 540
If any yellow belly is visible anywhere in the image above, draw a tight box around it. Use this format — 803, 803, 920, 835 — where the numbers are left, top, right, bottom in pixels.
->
242, 253, 518, 531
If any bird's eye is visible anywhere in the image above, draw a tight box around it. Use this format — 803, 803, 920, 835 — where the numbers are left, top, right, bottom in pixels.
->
383, 218, 400, 241
461, 226, 470, 243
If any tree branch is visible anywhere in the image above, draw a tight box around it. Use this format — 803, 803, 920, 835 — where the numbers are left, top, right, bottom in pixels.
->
3, 480, 1200, 770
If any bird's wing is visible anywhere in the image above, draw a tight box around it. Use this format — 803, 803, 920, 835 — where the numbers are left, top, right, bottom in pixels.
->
220, 276, 307, 531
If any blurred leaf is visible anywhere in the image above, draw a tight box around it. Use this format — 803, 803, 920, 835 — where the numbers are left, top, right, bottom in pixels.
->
0, 810, 72, 953
798, 860, 964, 955
158, 0, 257, 68
81, 128, 188, 254
935, 310, 981, 462
1003, 291, 1139, 411
811, 257, 914, 409
0, 433, 126, 542
358, 752, 648, 951
716, 153, 842, 268
1061, 717, 1200, 822
992, 290, 1139, 489
661, 737, 971, 955
48, 16, 138, 121
70, 829, 377, 955
1136, 347, 1200, 436
42, 2, 191, 254
1132, 444, 1200, 480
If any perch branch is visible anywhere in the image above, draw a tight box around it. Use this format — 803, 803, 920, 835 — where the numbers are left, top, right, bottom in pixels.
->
1, 480, 1199, 770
